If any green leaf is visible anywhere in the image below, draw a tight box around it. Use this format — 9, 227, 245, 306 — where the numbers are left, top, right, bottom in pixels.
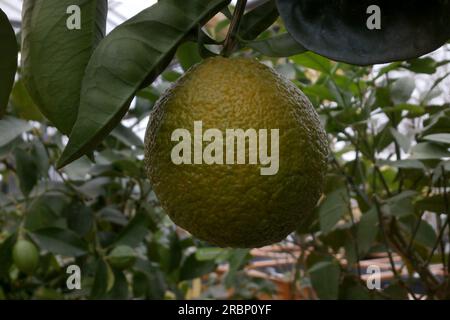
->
415, 221, 437, 248
14, 147, 39, 196
405, 57, 438, 74
21, 0, 108, 134
25, 195, 68, 231
90, 259, 114, 299
113, 211, 149, 248
10, 79, 44, 121
239, 0, 279, 41
0, 233, 17, 278
179, 253, 216, 281
423, 133, 450, 145
67, 201, 94, 237
176, 41, 202, 72
225, 249, 250, 286
291, 52, 332, 74
415, 195, 448, 214
195, 247, 226, 261
30, 227, 88, 257
410, 142, 450, 160
276, 0, 450, 65
0, 116, 32, 147
391, 78, 415, 104
309, 261, 340, 300
390, 128, 411, 153
378, 159, 426, 171
111, 124, 143, 148
319, 188, 349, 234
386, 191, 417, 218
357, 207, 378, 256
57, 0, 230, 168
0, 9, 18, 117
246, 33, 307, 57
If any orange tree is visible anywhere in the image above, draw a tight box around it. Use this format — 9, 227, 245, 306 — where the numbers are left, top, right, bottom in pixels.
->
0, 0, 450, 299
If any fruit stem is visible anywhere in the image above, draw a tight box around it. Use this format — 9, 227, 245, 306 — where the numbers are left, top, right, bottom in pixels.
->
222, 0, 247, 57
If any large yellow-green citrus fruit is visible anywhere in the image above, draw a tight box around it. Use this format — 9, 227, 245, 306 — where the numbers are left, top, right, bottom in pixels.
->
13, 239, 39, 274
144, 57, 327, 248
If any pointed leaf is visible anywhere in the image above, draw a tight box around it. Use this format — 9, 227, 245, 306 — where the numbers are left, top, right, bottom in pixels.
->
29, 227, 88, 257
246, 33, 307, 57
58, 0, 231, 168
0, 9, 18, 117
239, 0, 279, 41
21, 0, 108, 134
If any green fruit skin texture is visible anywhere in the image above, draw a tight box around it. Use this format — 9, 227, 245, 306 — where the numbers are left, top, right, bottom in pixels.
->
145, 57, 328, 248
13, 240, 39, 274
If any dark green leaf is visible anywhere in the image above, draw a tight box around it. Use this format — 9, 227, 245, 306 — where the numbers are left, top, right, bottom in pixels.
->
10, 79, 44, 121
0, 233, 17, 277
0, 9, 18, 116
22, 0, 107, 134
113, 211, 149, 248
357, 207, 378, 256
246, 33, 307, 57
239, 0, 279, 41
176, 41, 202, 72
309, 261, 340, 300
57, 0, 231, 168
276, 0, 450, 65
67, 201, 94, 237
179, 253, 216, 281
319, 188, 349, 234
90, 259, 114, 299
14, 147, 39, 196
30, 227, 88, 257
415, 221, 437, 248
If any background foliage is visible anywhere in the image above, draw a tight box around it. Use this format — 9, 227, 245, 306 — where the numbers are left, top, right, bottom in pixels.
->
0, 0, 450, 299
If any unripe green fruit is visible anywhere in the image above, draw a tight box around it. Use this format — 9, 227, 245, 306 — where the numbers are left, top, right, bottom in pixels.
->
107, 245, 136, 270
13, 240, 39, 275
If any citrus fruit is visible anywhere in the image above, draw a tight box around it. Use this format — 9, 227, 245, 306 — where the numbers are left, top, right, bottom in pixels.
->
144, 57, 327, 248
12, 239, 39, 274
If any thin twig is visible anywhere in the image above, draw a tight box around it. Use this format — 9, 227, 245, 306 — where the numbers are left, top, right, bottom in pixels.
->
222, 0, 247, 57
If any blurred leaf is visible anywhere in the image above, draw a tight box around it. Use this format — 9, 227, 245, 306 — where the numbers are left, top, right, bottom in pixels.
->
179, 253, 216, 281
378, 159, 426, 171
390, 128, 411, 153
14, 147, 39, 196
415, 221, 437, 248
67, 201, 94, 237
225, 249, 250, 286
21, 0, 107, 134
0, 233, 17, 278
357, 207, 378, 256
246, 33, 307, 57
0, 9, 18, 117
0, 116, 32, 147
30, 227, 88, 257
25, 195, 68, 231
196, 247, 226, 261
416, 195, 448, 214
386, 191, 417, 218
319, 188, 349, 233
111, 124, 143, 148
410, 142, 450, 160
58, 0, 231, 168
105, 270, 129, 299
90, 259, 114, 299
309, 261, 340, 300
405, 57, 438, 74
423, 133, 450, 145
239, 0, 278, 41
113, 211, 149, 248
391, 78, 415, 104
291, 52, 332, 74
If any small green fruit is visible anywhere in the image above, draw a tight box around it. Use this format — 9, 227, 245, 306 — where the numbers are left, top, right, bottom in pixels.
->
13, 239, 39, 275
107, 245, 136, 270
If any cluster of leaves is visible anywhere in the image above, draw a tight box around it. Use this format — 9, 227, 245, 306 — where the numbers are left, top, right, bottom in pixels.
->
0, 0, 450, 300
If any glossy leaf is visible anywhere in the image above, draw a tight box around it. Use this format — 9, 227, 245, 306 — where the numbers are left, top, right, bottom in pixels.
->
276, 0, 450, 65
58, 0, 231, 168
0, 9, 18, 117
21, 0, 108, 134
